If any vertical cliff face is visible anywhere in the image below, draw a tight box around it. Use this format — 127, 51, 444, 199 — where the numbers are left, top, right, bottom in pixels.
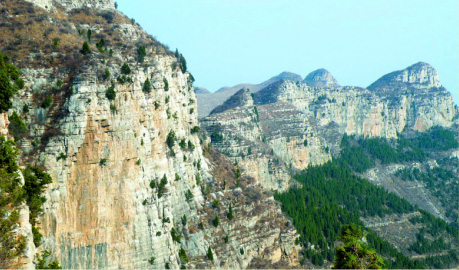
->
200, 64, 458, 190
1, 0, 299, 268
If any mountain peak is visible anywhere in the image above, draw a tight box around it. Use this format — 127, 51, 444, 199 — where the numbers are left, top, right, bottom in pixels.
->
303, 69, 339, 87
268, 71, 303, 82
368, 62, 441, 91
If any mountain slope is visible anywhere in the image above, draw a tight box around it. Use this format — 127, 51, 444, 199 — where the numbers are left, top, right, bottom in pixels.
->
200, 62, 459, 268
196, 71, 302, 118
0, 0, 299, 268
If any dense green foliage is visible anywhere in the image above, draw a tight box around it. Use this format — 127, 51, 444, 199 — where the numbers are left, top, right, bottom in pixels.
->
332, 224, 384, 269
0, 137, 26, 265
275, 162, 424, 268
8, 111, 27, 141
36, 250, 62, 269
105, 83, 116, 101
275, 127, 459, 268
178, 247, 188, 264
80, 42, 91, 55
142, 78, 151, 93
174, 49, 187, 73
41, 97, 53, 109
207, 247, 214, 261
137, 45, 146, 63
96, 38, 105, 52
0, 53, 24, 112
166, 131, 176, 150
163, 78, 169, 91
0, 137, 55, 266
23, 166, 52, 226
120, 63, 131, 75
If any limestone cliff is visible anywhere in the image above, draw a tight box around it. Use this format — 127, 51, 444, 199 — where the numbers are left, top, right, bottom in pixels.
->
201, 63, 458, 190
1, 0, 299, 268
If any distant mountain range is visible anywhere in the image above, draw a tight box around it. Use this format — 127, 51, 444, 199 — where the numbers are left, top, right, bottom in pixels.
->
196, 70, 339, 117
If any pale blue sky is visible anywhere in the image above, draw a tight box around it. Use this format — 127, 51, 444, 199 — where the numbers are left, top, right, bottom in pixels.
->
117, 0, 458, 104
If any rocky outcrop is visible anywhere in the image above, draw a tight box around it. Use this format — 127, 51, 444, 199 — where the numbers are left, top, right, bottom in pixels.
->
196, 72, 302, 118
24, 0, 115, 11
3, 0, 300, 268
368, 62, 441, 92
201, 63, 458, 190
303, 69, 339, 87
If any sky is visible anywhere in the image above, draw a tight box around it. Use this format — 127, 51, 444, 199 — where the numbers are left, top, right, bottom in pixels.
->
117, 0, 459, 104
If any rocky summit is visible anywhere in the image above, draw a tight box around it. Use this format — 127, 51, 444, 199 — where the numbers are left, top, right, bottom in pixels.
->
303, 68, 339, 87
201, 61, 458, 196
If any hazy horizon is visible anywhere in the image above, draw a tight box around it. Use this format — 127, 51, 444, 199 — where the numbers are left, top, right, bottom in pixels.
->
117, 0, 459, 104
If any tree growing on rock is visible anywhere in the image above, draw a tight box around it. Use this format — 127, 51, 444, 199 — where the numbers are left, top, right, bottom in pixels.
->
332, 224, 384, 269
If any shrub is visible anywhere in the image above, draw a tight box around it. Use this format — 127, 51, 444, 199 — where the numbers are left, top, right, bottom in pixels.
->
142, 78, 151, 93
41, 97, 53, 109
224, 234, 229, 243
110, 104, 117, 114
191, 126, 200, 134
105, 83, 116, 101
99, 158, 107, 166
163, 78, 169, 91
207, 247, 214, 261
158, 174, 167, 198
228, 203, 234, 220
211, 199, 219, 208
185, 190, 193, 202
22, 104, 29, 114
149, 179, 156, 189
116, 75, 132, 84
0, 53, 23, 112
80, 42, 91, 55
103, 69, 110, 80
32, 226, 42, 247
179, 247, 188, 263
188, 141, 195, 151
96, 38, 105, 52
23, 166, 52, 226
179, 139, 186, 150
87, 29, 92, 42
240, 248, 244, 255
121, 63, 131, 75
166, 131, 176, 149
148, 257, 155, 265
212, 216, 219, 227
8, 111, 27, 140
171, 227, 181, 242
56, 152, 67, 161
137, 45, 146, 62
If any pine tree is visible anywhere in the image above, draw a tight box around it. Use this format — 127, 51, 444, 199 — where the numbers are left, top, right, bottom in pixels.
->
80, 42, 91, 55
227, 203, 234, 220
332, 224, 384, 269
207, 247, 214, 261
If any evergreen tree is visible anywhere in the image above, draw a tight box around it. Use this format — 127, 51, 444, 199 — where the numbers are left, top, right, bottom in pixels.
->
332, 224, 384, 269
207, 247, 214, 261
227, 203, 234, 220
80, 42, 91, 55
137, 45, 146, 62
